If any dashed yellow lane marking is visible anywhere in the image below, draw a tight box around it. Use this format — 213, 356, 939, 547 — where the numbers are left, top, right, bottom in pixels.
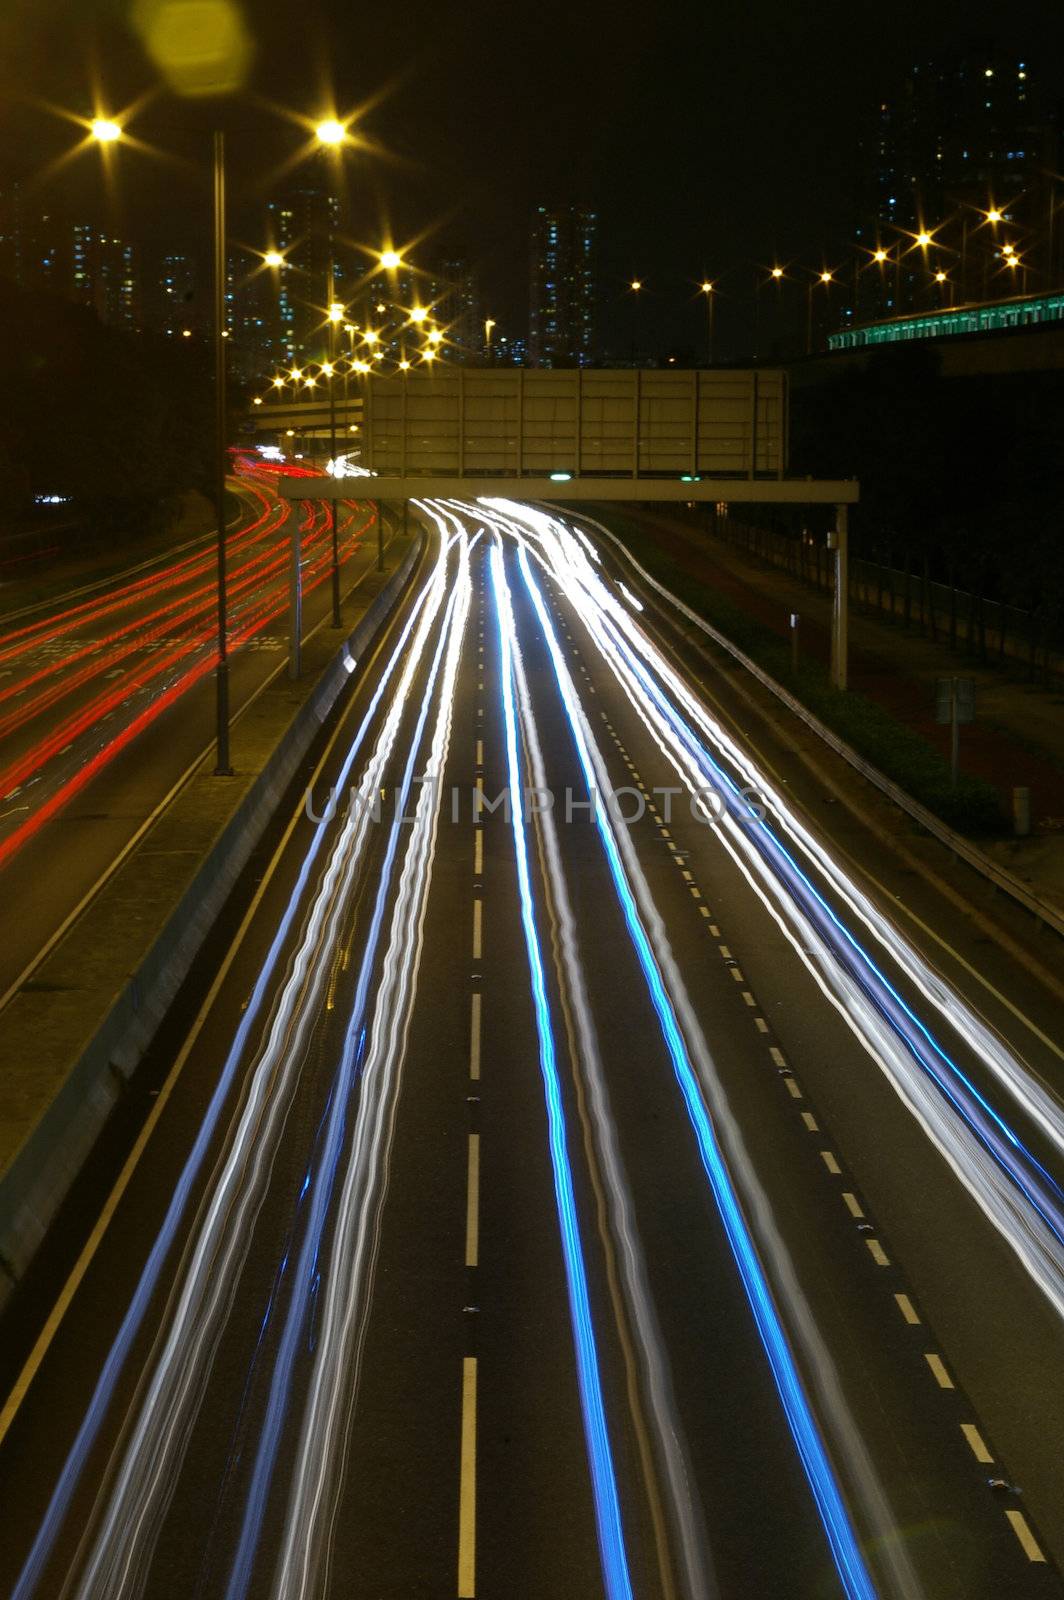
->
469, 993, 481, 1082
961, 1423, 993, 1463
801, 1111, 819, 1132
865, 1238, 890, 1267
895, 1293, 920, 1325
820, 1150, 842, 1175
924, 1352, 954, 1389
1005, 1509, 1047, 1563
457, 1358, 478, 1595
842, 1192, 864, 1219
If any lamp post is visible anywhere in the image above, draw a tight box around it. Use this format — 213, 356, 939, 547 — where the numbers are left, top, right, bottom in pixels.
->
807, 269, 832, 354
700, 280, 715, 366
91, 114, 233, 774
325, 300, 343, 626
629, 278, 642, 362
211, 130, 232, 772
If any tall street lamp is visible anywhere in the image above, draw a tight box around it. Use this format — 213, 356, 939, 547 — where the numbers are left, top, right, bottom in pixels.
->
314, 117, 355, 627
807, 269, 833, 354
92, 115, 233, 775
700, 281, 715, 365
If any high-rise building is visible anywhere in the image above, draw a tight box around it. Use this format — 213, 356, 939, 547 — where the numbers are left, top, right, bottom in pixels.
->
156, 252, 199, 333
0, 181, 26, 285
265, 185, 342, 359
13, 211, 140, 329
860, 52, 1059, 315
426, 258, 481, 361
529, 204, 596, 367
68, 226, 138, 329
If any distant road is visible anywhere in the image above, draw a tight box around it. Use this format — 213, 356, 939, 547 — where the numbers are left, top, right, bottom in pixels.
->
0, 461, 384, 1003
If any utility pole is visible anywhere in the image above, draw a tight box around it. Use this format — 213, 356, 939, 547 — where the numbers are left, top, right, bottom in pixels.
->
829, 505, 848, 690
212, 130, 232, 776
327, 262, 341, 627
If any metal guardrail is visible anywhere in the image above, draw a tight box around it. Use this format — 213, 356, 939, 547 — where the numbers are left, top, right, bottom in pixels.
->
577, 509, 1064, 941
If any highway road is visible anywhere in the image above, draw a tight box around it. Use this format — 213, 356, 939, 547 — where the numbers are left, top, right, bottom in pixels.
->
0, 457, 386, 1002
1, 499, 1063, 1598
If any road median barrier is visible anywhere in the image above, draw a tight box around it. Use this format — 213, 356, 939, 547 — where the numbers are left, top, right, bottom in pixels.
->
0, 523, 425, 1306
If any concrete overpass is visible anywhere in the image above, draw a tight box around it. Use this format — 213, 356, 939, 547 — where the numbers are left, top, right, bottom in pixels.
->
268, 367, 858, 686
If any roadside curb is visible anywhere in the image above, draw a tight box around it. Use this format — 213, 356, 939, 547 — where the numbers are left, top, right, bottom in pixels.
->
577, 507, 1064, 945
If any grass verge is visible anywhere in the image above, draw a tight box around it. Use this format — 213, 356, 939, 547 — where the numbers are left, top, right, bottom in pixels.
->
589, 506, 1005, 836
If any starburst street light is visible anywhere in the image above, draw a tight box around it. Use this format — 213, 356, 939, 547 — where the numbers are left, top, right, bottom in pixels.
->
90, 118, 122, 143
264, 249, 284, 268
630, 278, 642, 291
701, 280, 713, 293
328, 302, 344, 323
427, 327, 443, 344
363, 329, 380, 346
986, 208, 1003, 224
873, 248, 888, 263
380, 248, 402, 269
915, 230, 933, 248
315, 119, 346, 146
408, 305, 428, 323
934, 270, 947, 283
399, 358, 411, 370
771, 266, 784, 280
272, 375, 285, 388
819, 270, 833, 284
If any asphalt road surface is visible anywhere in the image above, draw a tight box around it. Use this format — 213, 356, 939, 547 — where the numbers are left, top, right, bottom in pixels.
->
1, 499, 1063, 1600
0, 462, 386, 1002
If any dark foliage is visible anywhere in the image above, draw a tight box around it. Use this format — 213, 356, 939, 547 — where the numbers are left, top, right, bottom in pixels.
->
790, 345, 1064, 623
0, 277, 214, 538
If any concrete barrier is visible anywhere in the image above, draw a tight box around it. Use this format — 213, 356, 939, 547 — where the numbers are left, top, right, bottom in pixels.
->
0, 530, 425, 1302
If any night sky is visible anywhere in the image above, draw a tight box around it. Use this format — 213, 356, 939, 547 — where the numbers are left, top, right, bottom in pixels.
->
3, 0, 1064, 357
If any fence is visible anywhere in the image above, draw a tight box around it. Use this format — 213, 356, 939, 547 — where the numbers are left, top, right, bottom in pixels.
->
716, 516, 1064, 690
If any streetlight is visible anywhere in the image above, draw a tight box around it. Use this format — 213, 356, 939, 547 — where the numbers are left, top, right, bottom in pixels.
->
264, 249, 284, 268
700, 281, 715, 365
427, 327, 443, 345
409, 305, 428, 323
630, 278, 644, 361
91, 113, 233, 775
313, 122, 351, 627
807, 269, 833, 354
484, 316, 496, 359
380, 248, 402, 270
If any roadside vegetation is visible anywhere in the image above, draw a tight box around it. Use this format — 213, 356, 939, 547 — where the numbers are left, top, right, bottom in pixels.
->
595, 507, 1005, 836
